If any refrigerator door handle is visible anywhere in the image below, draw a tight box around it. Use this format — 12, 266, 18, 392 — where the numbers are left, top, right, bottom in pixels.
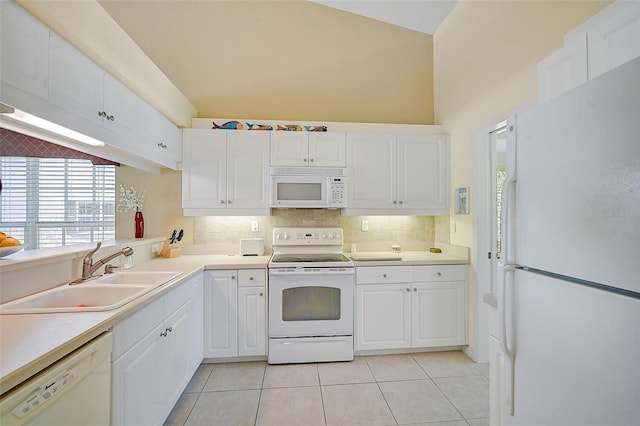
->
501, 264, 516, 416
500, 118, 517, 266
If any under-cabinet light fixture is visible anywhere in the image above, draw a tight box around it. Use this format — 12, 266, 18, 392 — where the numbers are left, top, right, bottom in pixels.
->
0, 103, 105, 147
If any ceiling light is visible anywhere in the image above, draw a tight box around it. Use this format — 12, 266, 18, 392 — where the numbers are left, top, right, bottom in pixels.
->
0, 103, 105, 147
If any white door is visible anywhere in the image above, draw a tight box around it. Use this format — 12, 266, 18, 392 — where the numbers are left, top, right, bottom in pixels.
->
347, 133, 396, 209
412, 282, 467, 347
0, 1, 49, 100
397, 134, 448, 210
238, 286, 266, 356
204, 271, 238, 358
356, 283, 411, 350
587, 1, 640, 79
49, 34, 104, 127
182, 129, 226, 209
102, 74, 139, 141
308, 132, 346, 167
112, 323, 164, 426
270, 132, 308, 166
160, 301, 192, 418
227, 131, 270, 208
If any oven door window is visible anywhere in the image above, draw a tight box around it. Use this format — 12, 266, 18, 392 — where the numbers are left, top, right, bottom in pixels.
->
282, 286, 341, 321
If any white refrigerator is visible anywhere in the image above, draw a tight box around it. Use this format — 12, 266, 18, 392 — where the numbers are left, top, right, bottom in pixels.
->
498, 57, 640, 425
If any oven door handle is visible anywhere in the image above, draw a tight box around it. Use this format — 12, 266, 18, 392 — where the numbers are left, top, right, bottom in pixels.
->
269, 268, 354, 275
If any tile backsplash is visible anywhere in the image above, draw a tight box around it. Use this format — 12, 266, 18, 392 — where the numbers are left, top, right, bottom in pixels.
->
192, 210, 445, 254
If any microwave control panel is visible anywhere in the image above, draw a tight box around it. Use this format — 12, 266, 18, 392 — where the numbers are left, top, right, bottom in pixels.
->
330, 177, 347, 208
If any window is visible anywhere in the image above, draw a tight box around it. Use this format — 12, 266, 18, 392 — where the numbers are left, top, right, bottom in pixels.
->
0, 157, 115, 249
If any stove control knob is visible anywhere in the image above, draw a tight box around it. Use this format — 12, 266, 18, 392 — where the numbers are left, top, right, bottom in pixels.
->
321, 234, 327, 239
333, 233, 341, 240
276, 233, 283, 240
283, 234, 290, 240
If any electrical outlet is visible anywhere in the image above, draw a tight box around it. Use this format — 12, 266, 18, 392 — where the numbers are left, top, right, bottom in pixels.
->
450, 219, 457, 233
251, 221, 259, 232
361, 220, 369, 232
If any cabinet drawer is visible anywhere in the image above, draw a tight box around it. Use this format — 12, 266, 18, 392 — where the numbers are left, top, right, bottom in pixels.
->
163, 278, 192, 314
412, 265, 468, 282
356, 266, 411, 284
238, 269, 266, 287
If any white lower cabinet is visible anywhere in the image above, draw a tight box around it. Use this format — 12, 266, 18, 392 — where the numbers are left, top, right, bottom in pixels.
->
204, 269, 266, 358
356, 265, 468, 352
111, 273, 203, 426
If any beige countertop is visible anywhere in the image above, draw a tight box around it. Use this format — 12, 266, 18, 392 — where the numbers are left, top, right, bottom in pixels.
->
349, 251, 469, 266
0, 254, 269, 396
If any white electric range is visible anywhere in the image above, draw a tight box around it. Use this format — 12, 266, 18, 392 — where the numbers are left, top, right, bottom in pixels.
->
267, 227, 354, 364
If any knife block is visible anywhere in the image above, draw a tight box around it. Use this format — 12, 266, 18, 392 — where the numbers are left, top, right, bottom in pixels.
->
159, 239, 181, 258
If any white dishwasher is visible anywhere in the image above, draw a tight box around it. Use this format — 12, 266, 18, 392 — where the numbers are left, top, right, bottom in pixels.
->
1, 331, 112, 426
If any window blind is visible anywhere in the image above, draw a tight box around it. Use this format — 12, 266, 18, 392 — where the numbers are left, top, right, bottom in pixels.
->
0, 157, 115, 249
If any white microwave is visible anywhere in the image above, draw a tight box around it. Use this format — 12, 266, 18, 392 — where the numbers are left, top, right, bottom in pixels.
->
271, 168, 347, 208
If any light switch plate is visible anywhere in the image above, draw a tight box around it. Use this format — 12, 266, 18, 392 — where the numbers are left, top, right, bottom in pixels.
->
361, 220, 369, 232
251, 221, 259, 232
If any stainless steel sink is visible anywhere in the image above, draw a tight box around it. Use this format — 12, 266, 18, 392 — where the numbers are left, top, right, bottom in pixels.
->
0, 271, 182, 314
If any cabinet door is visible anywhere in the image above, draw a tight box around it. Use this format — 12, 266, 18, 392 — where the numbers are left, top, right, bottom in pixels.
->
412, 281, 467, 347
112, 322, 164, 426
308, 132, 346, 167
356, 283, 411, 351
347, 134, 397, 209
270, 132, 308, 166
587, 1, 640, 80
182, 129, 227, 209
238, 286, 266, 356
49, 34, 104, 127
537, 35, 588, 102
204, 271, 238, 358
160, 300, 192, 419
227, 131, 270, 208
138, 103, 181, 168
397, 134, 449, 211
102, 73, 139, 141
0, 1, 49, 100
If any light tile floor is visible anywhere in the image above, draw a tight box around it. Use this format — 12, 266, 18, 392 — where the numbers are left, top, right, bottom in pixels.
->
165, 351, 490, 426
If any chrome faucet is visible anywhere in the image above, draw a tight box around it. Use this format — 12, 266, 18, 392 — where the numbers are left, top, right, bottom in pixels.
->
72, 242, 134, 284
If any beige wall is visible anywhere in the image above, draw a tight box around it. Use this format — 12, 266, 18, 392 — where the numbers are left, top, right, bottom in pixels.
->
433, 0, 611, 248
98, 0, 435, 125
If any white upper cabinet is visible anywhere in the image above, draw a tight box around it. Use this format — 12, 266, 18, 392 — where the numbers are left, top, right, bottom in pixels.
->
538, 1, 640, 101
586, 0, 640, 79
0, 1, 49, 101
271, 131, 346, 167
1, 3, 181, 170
182, 129, 270, 215
346, 133, 449, 215
537, 34, 588, 102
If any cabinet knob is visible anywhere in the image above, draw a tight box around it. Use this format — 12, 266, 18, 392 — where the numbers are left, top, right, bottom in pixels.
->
413, 288, 417, 292
249, 276, 254, 280
160, 331, 168, 337
228, 200, 232, 204
166, 326, 173, 333
406, 288, 411, 292
303, 158, 308, 162
399, 201, 404, 205
437, 272, 442, 276
231, 276, 236, 280
98, 111, 107, 118
383, 274, 387, 278
310, 158, 314, 163
220, 200, 225, 204
259, 292, 264, 296
393, 201, 397, 204
107, 115, 114, 121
